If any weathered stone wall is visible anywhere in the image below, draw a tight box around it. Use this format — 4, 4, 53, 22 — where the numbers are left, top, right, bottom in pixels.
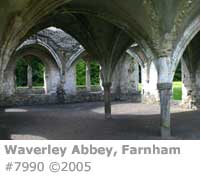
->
181, 33, 200, 110
3, 52, 61, 96
22, 28, 81, 60
0, 92, 141, 107
2, 28, 81, 96
42, 65, 60, 94
141, 62, 159, 104
1, 29, 142, 107
3, 68, 15, 96
64, 65, 77, 94
16, 88, 45, 95
181, 59, 200, 109
112, 53, 140, 99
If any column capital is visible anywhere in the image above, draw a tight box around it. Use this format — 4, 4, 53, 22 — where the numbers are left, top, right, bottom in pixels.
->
157, 83, 172, 90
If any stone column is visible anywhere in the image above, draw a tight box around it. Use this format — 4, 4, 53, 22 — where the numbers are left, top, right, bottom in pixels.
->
27, 64, 32, 89
86, 60, 91, 92
157, 83, 172, 138
103, 82, 112, 119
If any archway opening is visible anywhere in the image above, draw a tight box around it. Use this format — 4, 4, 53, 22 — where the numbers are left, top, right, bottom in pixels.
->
76, 58, 100, 92
15, 55, 45, 94
181, 32, 200, 109
172, 61, 182, 101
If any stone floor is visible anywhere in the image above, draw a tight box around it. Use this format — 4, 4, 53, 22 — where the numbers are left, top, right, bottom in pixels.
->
0, 102, 200, 140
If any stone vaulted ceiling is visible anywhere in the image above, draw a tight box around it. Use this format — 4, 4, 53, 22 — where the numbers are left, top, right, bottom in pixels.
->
0, 0, 200, 62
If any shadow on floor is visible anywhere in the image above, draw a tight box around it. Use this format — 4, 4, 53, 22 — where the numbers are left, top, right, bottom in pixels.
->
0, 102, 200, 140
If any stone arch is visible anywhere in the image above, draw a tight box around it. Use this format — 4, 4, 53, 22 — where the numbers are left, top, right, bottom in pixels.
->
17, 39, 62, 71
111, 51, 140, 96
126, 45, 156, 84
64, 48, 89, 94
126, 49, 145, 68
67, 47, 146, 96
66, 48, 88, 72
3, 45, 61, 96
171, 15, 200, 81
125, 46, 159, 103
65, 48, 101, 94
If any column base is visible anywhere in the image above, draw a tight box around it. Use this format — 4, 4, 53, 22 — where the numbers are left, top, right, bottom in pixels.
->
161, 126, 171, 138
105, 113, 112, 120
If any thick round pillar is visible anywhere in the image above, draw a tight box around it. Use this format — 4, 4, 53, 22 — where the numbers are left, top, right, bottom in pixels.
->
103, 82, 112, 119
157, 83, 172, 138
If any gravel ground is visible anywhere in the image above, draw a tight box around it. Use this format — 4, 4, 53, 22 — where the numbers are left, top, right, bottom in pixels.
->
0, 102, 200, 140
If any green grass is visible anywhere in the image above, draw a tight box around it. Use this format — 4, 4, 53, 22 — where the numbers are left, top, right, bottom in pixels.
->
173, 81, 182, 100
138, 82, 182, 100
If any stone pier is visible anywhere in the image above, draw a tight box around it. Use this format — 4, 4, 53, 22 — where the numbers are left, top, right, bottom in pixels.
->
103, 82, 112, 119
157, 83, 172, 138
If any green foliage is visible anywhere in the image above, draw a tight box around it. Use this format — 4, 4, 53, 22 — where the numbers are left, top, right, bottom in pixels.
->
138, 82, 182, 100
15, 55, 182, 100
31, 59, 44, 86
16, 58, 28, 87
90, 61, 100, 85
76, 59, 100, 86
173, 81, 182, 100
76, 59, 86, 85
16, 56, 44, 87
16, 57, 100, 88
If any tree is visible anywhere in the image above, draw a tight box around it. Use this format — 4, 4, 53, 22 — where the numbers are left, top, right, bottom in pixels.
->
76, 59, 100, 86
15, 56, 45, 87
